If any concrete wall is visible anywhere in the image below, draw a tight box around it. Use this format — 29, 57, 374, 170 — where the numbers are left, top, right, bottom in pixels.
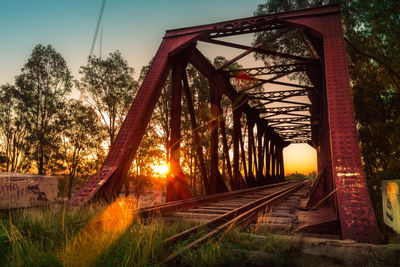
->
382, 179, 400, 234
0, 172, 58, 209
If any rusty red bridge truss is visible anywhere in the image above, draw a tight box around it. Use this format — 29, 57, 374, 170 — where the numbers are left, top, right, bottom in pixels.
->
71, 5, 382, 243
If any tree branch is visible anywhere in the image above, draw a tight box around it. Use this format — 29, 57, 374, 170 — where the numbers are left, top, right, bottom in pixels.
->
344, 37, 400, 81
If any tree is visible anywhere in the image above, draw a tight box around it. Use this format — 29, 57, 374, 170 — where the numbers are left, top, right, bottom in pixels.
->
139, 61, 172, 162
0, 84, 30, 172
78, 51, 139, 147
60, 100, 104, 199
254, 0, 330, 84
341, 0, 400, 188
15, 44, 72, 174
254, 1, 400, 227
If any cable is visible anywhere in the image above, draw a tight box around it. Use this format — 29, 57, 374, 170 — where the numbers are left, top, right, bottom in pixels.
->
90, 0, 106, 56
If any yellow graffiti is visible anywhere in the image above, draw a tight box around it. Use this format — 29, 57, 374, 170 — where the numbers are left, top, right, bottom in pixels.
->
387, 182, 399, 206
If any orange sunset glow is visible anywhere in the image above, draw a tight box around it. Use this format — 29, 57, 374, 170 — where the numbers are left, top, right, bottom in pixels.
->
283, 144, 317, 174
152, 163, 170, 177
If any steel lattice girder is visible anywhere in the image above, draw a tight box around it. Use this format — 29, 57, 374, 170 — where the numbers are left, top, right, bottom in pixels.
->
70, 4, 382, 243
249, 89, 308, 98
260, 105, 310, 114
228, 62, 318, 76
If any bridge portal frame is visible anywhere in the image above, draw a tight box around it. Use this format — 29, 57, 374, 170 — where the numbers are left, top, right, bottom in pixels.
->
71, 5, 382, 243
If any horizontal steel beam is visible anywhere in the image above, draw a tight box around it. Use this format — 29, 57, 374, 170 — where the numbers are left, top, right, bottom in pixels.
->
273, 125, 311, 131
288, 139, 310, 143
252, 99, 310, 108
217, 43, 263, 70
260, 105, 310, 113
229, 63, 315, 76
208, 24, 289, 39
267, 117, 310, 123
249, 89, 307, 98
269, 121, 311, 127
264, 113, 311, 119
203, 39, 312, 62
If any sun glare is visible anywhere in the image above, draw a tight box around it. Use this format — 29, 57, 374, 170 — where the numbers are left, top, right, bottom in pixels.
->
152, 163, 169, 176
284, 143, 317, 174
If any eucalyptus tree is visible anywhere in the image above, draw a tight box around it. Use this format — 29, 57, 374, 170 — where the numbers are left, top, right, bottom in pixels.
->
0, 84, 30, 172
15, 44, 72, 174
78, 51, 138, 147
342, 0, 400, 183
60, 99, 104, 199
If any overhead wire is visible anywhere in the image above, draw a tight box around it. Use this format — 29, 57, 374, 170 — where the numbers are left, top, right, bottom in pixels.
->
90, 0, 106, 56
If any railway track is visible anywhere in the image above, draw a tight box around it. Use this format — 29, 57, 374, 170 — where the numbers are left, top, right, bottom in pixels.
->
133, 180, 308, 264
135, 181, 291, 217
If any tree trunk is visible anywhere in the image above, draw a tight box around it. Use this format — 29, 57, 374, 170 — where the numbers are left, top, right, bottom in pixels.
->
67, 174, 74, 199
39, 142, 44, 175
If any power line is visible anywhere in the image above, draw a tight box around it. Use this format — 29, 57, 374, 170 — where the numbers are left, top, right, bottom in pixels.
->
90, 0, 106, 56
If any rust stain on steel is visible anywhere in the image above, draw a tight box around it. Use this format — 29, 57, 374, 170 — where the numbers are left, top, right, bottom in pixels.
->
69, 5, 381, 243
70, 34, 200, 206
322, 12, 381, 243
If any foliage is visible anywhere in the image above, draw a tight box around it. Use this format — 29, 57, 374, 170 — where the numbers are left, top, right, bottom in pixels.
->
341, 0, 400, 183
0, 84, 31, 172
286, 171, 316, 181
253, 0, 331, 84
340, 0, 400, 233
137, 60, 212, 195
0, 151, 8, 165
254, 0, 400, 228
0, 44, 130, 198
14, 44, 72, 174
59, 99, 105, 199
77, 51, 139, 146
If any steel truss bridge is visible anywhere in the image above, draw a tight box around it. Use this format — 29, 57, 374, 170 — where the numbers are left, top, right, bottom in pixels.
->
71, 5, 382, 243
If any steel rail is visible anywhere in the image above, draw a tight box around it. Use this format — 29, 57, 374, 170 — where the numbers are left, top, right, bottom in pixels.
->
135, 181, 289, 217
162, 180, 307, 263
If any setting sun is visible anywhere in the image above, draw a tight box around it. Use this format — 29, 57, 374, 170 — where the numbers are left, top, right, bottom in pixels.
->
284, 144, 317, 174
152, 163, 170, 176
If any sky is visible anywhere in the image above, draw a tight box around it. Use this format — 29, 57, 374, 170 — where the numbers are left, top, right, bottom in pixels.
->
0, 0, 317, 174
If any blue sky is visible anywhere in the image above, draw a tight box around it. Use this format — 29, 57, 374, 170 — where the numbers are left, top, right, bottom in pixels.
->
0, 0, 317, 173
0, 0, 263, 84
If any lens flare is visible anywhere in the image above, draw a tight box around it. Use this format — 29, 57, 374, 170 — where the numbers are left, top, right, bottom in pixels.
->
59, 197, 137, 266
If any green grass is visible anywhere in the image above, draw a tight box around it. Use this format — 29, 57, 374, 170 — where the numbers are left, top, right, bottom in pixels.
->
0, 202, 198, 267
3, 202, 396, 267
0, 201, 295, 267
177, 227, 296, 267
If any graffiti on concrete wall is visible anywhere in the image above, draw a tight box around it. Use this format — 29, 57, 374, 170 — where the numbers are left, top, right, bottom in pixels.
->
0, 173, 58, 209
382, 180, 400, 234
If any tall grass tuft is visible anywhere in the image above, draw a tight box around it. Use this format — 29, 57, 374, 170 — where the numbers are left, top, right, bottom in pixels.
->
0, 201, 198, 267
178, 226, 297, 266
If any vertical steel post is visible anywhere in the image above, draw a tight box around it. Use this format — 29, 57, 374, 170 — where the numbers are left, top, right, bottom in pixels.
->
167, 59, 193, 202
209, 84, 220, 194
219, 103, 234, 189
182, 73, 209, 194
278, 144, 285, 181
321, 12, 382, 242
271, 142, 276, 180
247, 118, 256, 186
265, 136, 271, 182
257, 122, 265, 185
233, 108, 241, 190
